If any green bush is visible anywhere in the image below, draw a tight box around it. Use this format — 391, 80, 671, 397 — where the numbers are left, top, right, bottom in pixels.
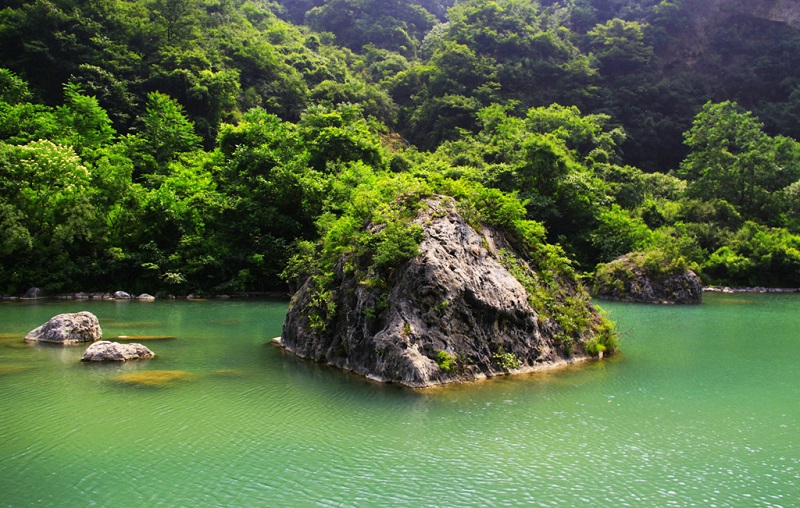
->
436, 350, 458, 373
703, 222, 800, 286
492, 347, 521, 370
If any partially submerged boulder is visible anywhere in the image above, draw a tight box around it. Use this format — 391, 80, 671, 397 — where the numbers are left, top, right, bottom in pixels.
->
81, 341, 155, 361
25, 312, 102, 344
593, 252, 703, 304
281, 197, 618, 388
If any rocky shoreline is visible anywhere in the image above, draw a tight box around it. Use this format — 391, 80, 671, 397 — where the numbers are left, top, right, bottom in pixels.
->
703, 286, 800, 294
1, 288, 289, 301
5, 286, 796, 302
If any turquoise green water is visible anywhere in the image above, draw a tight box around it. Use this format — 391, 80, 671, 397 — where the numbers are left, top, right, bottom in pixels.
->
0, 294, 797, 507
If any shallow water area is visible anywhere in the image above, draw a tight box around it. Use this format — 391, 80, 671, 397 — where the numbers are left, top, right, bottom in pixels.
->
0, 294, 797, 506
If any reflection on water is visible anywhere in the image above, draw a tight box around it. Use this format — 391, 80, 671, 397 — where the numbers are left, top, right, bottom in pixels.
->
0, 295, 797, 507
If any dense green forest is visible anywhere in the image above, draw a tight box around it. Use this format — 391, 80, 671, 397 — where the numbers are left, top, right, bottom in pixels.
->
1, 0, 799, 295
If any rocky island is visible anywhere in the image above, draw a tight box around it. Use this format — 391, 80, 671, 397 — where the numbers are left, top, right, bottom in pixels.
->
593, 252, 703, 304
280, 196, 618, 388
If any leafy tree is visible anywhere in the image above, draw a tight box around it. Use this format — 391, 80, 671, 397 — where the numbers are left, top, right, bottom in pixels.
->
586, 18, 654, 77
57, 83, 117, 153
703, 222, 800, 287
305, 0, 436, 57
680, 101, 800, 223
298, 103, 387, 172
590, 204, 653, 261
148, 0, 201, 46
0, 140, 99, 291
0, 68, 32, 104
133, 91, 202, 175
214, 108, 327, 289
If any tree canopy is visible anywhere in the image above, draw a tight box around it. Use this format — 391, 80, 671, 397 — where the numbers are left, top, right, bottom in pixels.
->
2, 0, 800, 294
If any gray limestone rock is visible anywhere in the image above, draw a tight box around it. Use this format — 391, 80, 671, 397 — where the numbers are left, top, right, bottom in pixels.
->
81, 341, 155, 361
25, 312, 103, 344
593, 253, 703, 304
281, 198, 611, 388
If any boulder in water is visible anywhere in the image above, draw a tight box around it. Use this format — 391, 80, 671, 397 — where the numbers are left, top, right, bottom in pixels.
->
25, 312, 102, 344
81, 341, 155, 361
593, 252, 703, 304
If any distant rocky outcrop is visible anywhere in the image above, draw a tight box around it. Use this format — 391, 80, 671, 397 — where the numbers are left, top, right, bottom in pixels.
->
660, 0, 800, 70
593, 253, 703, 304
22, 287, 45, 299
81, 341, 155, 361
25, 312, 103, 344
280, 198, 616, 388
113, 291, 132, 299
705, 0, 800, 29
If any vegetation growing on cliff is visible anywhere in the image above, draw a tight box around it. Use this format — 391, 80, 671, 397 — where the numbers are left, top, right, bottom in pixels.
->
1, 0, 799, 294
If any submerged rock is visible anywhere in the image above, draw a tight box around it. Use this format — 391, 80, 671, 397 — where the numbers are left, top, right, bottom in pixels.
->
593, 253, 703, 304
0, 365, 34, 376
81, 341, 155, 361
112, 370, 193, 386
25, 312, 102, 344
281, 198, 617, 388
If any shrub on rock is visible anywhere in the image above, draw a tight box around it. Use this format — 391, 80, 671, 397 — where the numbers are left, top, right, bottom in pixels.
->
593, 251, 702, 304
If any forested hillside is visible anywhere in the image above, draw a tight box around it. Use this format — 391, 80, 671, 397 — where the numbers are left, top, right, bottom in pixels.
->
1, 0, 799, 295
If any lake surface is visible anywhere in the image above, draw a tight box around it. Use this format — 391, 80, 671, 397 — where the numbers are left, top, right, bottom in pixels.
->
0, 294, 797, 507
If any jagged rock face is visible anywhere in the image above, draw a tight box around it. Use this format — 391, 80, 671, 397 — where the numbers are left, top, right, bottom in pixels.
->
281, 199, 602, 388
593, 253, 703, 305
81, 341, 155, 361
25, 312, 102, 344
708, 0, 800, 29
658, 0, 800, 70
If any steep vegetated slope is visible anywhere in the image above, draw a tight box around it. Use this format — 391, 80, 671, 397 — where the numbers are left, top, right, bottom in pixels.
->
0, 0, 799, 296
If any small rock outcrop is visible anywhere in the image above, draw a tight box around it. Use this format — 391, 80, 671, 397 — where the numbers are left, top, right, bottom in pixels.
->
113, 291, 132, 299
593, 253, 703, 304
22, 287, 45, 299
281, 198, 617, 388
81, 341, 155, 361
25, 312, 103, 344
